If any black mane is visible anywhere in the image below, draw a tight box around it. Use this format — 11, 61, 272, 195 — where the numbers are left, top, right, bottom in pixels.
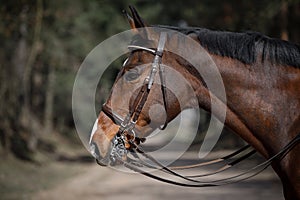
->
156, 25, 300, 68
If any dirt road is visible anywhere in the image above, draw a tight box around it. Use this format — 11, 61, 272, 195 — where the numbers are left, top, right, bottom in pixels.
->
33, 161, 284, 200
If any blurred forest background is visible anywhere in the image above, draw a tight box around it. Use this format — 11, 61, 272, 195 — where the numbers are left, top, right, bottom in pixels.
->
0, 0, 299, 199
0, 0, 299, 174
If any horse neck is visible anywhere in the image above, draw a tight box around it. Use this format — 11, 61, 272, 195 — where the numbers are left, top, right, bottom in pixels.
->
198, 53, 300, 157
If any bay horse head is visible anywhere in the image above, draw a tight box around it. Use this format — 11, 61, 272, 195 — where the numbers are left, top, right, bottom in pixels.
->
89, 7, 203, 166
90, 7, 213, 165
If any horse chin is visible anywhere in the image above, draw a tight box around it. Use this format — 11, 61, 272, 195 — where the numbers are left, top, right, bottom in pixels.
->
90, 141, 111, 166
96, 157, 109, 166
95, 150, 127, 167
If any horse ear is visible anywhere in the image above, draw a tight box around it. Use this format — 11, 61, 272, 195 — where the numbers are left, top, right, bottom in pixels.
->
129, 5, 147, 28
123, 9, 137, 31
123, 6, 148, 36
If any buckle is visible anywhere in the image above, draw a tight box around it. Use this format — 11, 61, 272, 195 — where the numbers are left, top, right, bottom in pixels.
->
155, 50, 163, 57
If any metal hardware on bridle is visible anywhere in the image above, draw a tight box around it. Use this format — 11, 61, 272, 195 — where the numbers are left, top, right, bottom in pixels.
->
109, 133, 127, 164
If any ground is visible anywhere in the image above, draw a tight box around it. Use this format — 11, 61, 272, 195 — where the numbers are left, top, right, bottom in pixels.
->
32, 155, 284, 200
0, 136, 284, 200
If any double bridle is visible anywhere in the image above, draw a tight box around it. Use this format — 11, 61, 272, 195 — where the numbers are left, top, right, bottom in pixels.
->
99, 32, 300, 187
102, 32, 168, 162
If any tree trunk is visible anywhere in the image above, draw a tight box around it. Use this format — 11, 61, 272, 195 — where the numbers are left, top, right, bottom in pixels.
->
44, 66, 55, 135
21, 0, 43, 151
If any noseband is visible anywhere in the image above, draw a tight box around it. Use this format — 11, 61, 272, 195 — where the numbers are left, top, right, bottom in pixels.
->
102, 32, 168, 162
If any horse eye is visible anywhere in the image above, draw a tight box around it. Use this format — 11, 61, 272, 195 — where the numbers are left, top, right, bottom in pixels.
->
125, 70, 139, 81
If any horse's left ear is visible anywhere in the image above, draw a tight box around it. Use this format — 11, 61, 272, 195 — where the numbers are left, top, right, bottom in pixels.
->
129, 5, 147, 28
124, 6, 148, 36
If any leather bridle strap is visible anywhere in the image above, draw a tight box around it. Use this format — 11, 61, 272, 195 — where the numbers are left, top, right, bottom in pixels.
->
129, 144, 253, 171
158, 62, 168, 130
128, 144, 256, 177
102, 104, 124, 126
128, 32, 169, 130
130, 143, 257, 183
170, 144, 252, 170
121, 159, 218, 187
146, 32, 167, 90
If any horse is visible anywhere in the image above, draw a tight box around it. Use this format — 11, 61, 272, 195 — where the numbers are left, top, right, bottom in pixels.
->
89, 6, 300, 200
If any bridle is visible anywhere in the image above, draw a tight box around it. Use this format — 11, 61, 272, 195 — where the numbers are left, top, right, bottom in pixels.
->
99, 32, 300, 187
102, 32, 168, 162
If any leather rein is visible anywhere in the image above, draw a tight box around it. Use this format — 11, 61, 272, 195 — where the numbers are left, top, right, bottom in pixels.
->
100, 32, 300, 187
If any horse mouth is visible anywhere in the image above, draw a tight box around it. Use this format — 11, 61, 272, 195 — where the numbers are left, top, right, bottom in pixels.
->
90, 141, 116, 166
89, 110, 151, 167
89, 110, 148, 167
89, 110, 123, 166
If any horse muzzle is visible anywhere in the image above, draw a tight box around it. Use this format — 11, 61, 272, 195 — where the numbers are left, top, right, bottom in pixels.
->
89, 111, 126, 166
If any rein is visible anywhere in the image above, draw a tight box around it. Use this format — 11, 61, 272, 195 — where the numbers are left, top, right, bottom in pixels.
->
115, 133, 300, 187
99, 31, 300, 187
